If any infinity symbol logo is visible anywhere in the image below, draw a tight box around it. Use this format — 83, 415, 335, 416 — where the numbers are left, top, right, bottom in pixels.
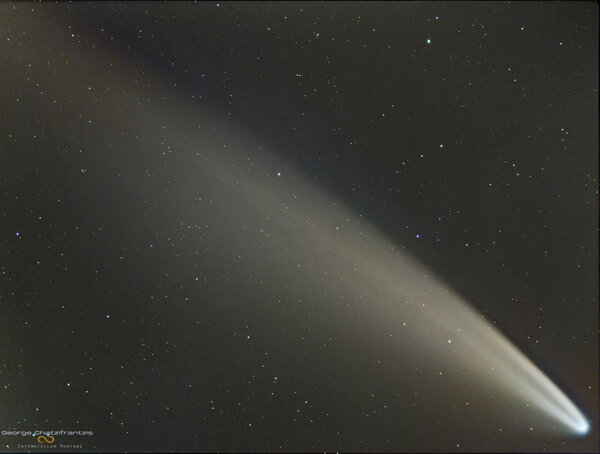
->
37, 435, 54, 444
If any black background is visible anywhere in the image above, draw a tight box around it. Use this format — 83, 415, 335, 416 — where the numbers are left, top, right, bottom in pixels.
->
0, 2, 597, 452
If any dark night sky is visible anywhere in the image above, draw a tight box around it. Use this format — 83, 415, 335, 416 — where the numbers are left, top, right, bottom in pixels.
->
0, 2, 598, 452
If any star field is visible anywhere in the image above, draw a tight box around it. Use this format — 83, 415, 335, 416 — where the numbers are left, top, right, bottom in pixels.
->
0, 2, 598, 453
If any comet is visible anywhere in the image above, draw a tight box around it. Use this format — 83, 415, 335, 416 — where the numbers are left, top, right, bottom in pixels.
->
157, 110, 591, 436
10, 9, 588, 436
125, 80, 591, 438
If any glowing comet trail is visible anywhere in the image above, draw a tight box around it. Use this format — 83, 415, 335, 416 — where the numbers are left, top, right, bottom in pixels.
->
5, 8, 590, 444
75, 67, 589, 437
149, 99, 590, 436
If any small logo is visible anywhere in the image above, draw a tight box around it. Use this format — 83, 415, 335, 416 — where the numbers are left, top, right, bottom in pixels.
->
37, 435, 54, 444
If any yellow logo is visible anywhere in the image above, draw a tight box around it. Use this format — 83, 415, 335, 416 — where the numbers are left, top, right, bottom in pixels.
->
37, 435, 54, 444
